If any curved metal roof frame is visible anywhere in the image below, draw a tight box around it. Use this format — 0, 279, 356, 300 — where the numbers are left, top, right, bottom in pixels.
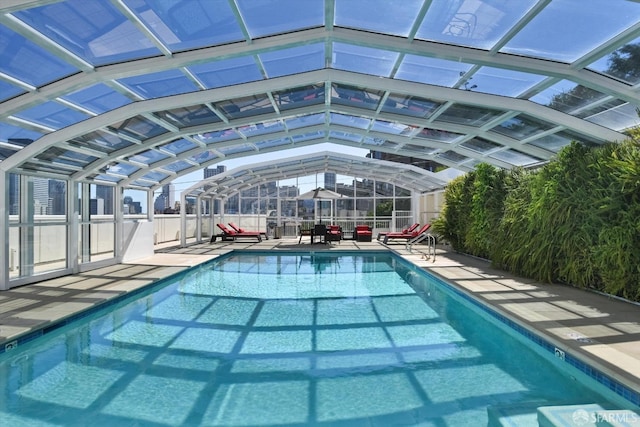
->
1, 0, 638, 196
181, 150, 449, 200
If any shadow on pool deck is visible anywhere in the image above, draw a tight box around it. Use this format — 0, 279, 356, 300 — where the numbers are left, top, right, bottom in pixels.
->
0, 237, 639, 404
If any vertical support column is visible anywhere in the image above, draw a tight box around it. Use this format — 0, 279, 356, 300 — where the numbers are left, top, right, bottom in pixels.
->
68, 179, 79, 272
114, 185, 124, 262
180, 192, 186, 247
0, 171, 8, 290
80, 183, 90, 264
20, 175, 34, 277
195, 195, 202, 243
147, 190, 155, 247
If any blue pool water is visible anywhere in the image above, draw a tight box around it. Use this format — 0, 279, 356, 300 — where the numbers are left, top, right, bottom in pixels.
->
0, 252, 635, 426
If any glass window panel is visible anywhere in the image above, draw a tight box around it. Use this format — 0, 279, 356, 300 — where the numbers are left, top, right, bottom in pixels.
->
21, 161, 75, 175
123, 189, 146, 215
0, 147, 17, 161
585, 102, 640, 131
71, 130, 132, 154
587, 36, 640, 84
329, 131, 362, 142
261, 43, 324, 78
190, 150, 219, 164
107, 162, 139, 176
437, 104, 503, 126
362, 136, 386, 146
492, 114, 555, 140
529, 80, 608, 113
188, 57, 263, 89
528, 131, 603, 152
236, 0, 324, 38
331, 84, 383, 110
139, 171, 169, 183
501, 0, 640, 63
62, 83, 132, 114
109, 116, 168, 140
155, 105, 221, 128
194, 129, 241, 144
238, 121, 284, 138
0, 80, 25, 102
218, 144, 255, 156
460, 137, 502, 153
292, 131, 325, 143
163, 160, 193, 173
125, 0, 244, 52
274, 85, 325, 111
574, 99, 627, 120
36, 147, 98, 167
285, 113, 325, 130
381, 94, 442, 118
396, 55, 472, 87
214, 95, 274, 120
255, 137, 290, 150
416, 0, 537, 50
332, 43, 398, 77
415, 128, 462, 143
438, 150, 468, 163
0, 123, 43, 143
395, 186, 411, 197
130, 180, 154, 188
118, 69, 199, 98
33, 224, 67, 274
401, 144, 437, 156
14, 0, 161, 66
469, 67, 546, 97
158, 139, 197, 155
335, 0, 424, 37
93, 174, 122, 183
371, 120, 415, 135
0, 26, 79, 87
128, 149, 170, 166
490, 149, 541, 166
330, 113, 370, 129
14, 101, 90, 130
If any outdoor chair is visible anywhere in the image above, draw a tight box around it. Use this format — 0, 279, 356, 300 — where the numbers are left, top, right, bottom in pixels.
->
212, 223, 262, 242
383, 223, 431, 244
354, 225, 373, 242
326, 225, 342, 243
228, 222, 268, 240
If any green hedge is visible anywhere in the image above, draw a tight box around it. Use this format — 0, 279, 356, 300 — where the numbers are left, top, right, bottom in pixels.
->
434, 138, 640, 301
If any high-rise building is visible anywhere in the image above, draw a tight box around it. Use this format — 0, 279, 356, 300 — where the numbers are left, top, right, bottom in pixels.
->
96, 185, 114, 215
204, 165, 226, 178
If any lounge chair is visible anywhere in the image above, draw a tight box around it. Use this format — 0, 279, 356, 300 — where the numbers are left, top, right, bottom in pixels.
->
326, 225, 342, 243
354, 225, 373, 242
228, 222, 268, 240
383, 223, 431, 244
211, 223, 262, 242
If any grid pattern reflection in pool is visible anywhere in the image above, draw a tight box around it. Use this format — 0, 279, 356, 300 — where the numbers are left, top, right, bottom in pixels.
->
0, 252, 633, 426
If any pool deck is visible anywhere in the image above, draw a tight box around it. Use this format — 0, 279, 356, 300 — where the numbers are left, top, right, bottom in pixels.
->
1, 237, 639, 403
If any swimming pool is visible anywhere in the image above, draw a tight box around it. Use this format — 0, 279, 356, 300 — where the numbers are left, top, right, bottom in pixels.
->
0, 251, 636, 426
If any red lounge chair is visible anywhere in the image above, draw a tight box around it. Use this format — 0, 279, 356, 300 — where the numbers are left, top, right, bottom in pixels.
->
354, 225, 373, 242
228, 222, 268, 240
401, 223, 420, 234
326, 225, 342, 243
383, 223, 431, 244
212, 223, 262, 242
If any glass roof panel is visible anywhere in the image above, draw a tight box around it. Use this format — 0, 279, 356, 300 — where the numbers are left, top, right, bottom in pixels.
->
154, 105, 221, 128
329, 131, 362, 142
490, 149, 542, 166
163, 160, 193, 173
236, 0, 324, 38
108, 162, 140, 177
13, 0, 161, 66
14, 101, 90, 130
438, 150, 468, 163
470, 67, 546, 97
188, 57, 263, 89
109, 116, 168, 140
36, 147, 98, 167
330, 113, 370, 129
361, 136, 385, 146
274, 85, 325, 111
371, 120, 415, 135
128, 149, 170, 166
292, 131, 325, 143
334, 0, 424, 37
332, 43, 399, 77
501, 0, 640, 63
492, 114, 555, 140
285, 113, 325, 130
529, 80, 608, 113
124, 0, 244, 52
140, 171, 170, 182
331, 84, 383, 110
416, 0, 537, 50
0, 123, 43, 144
255, 137, 291, 150
585, 102, 640, 131
61, 83, 132, 114
238, 121, 285, 137
381, 94, 442, 119
574, 99, 627, 120
194, 129, 241, 144
396, 55, 472, 87
158, 139, 197, 155
0, 81, 24, 102
437, 104, 503, 126
528, 130, 603, 153
460, 137, 502, 154
118, 69, 199, 98
214, 95, 274, 120
260, 43, 324, 78
217, 144, 255, 156
402, 144, 438, 155
70, 130, 132, 154
415, 128, 462, 143
587, 36, 640, 84
130, 180, 154, 188
190, 150, 218, 164
0, 26, 79, 87
93, 174, 121, 184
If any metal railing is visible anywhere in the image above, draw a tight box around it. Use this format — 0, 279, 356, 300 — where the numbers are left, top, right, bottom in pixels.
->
406, 233, 436, 261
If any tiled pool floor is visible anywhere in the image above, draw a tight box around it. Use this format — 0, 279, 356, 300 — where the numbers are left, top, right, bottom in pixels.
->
1, 237, 639, 403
